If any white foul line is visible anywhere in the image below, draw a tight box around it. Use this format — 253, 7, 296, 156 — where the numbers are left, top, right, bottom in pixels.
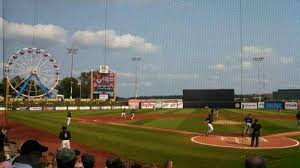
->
261, 137, 268, 142
220, 136, 224, 141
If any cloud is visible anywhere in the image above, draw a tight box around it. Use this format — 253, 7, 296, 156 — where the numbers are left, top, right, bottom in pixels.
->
243, 46, 272, 58
117, 72, 135, 78
0, 17, 66, 44
72, 30, 159, 54
159, 73, 199, 80
280, 57, 293, 64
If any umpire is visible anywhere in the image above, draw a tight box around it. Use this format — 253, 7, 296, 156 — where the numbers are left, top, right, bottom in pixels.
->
251, 119, 262, 147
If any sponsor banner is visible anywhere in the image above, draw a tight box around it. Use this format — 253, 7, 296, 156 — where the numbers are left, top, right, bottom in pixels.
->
0, 107, 5, 111
79, 106, 90, 110
121, 106, 129, 109
155, 102, 162, 108
91, 106, 101, 110
17, 107, 29, 111
141, 102, 156, 109
99, 94, 109, 101
112, 106, 122, 109
234, 102, 241, 109
128, 99, 141, 109
93, 73, 115, 92
101, 106, 112, 110
55, 107, 68, 110
29, 107, 43, 111
241, 103, 258, 109
99, 65, 109, 74
285, 102, 298, 110
177, 102, 183, 109
43, 107, 55, 111
162, 102, 178, 109
264, 101, 283, 109
68, 106, 78, 110
258, 102, 264, 109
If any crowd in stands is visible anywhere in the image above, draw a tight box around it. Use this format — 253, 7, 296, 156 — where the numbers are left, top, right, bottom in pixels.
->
0, 126, 266, 168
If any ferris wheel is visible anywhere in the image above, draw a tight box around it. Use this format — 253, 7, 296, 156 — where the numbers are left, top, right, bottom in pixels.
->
5, 48, 60, 98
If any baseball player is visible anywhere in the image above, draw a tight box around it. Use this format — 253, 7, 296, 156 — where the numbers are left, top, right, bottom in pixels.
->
215, 107, 220, 116
59, 126, 71, 149
121, 108, 127, 118
243, 113, 253, 136
296, 111, 300, 127
66, 111, 72, 126
130, 109, 135, 120
205, 113, 214, 136
251, 119, 262, 147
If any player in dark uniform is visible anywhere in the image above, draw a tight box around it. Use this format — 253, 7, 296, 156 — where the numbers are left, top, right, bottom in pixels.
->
296, 111, 300, 127
251, 119, 262, 147
243, 114, 253, 136
66, 111, 72, 126
59, 126, 71, 149
130, 109, 135, 120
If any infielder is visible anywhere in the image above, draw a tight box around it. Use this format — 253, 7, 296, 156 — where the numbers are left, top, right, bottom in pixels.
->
59, 126, 71, 149
66, 111, 72, 126
296, 111, 300, 127
205, 114, 214, 136
130, 109, 135, 120
243, 113, 253, 136
121, 108, 127, 118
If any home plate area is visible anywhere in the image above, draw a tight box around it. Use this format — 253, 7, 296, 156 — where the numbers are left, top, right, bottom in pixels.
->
191, 135, 300, 149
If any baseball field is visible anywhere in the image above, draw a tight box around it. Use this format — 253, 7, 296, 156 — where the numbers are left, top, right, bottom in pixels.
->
6, 109, 300, 168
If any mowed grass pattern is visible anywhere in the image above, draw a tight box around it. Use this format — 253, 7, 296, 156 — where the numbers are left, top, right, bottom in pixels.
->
7, 109, 300, 168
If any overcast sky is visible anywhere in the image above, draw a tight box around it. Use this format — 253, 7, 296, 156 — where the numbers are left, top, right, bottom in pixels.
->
1, 0, 300, 97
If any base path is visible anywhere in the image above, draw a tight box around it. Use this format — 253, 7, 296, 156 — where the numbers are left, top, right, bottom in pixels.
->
191, 134, 300, 149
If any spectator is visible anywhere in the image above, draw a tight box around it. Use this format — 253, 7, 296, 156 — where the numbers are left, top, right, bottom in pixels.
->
81, 154, 95, 168
56, 148, 77, 168
164, 160, 173, 168
106, 158, 128, 168
245, 156, 266, 168
11, 140, 48, 168
0, 151, 12, 168
59, 126, 71, 149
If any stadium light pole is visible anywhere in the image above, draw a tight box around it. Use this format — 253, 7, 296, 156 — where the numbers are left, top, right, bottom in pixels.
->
67, 48, 78, 99
131, 57, 142, 99
253, 57, 264, 102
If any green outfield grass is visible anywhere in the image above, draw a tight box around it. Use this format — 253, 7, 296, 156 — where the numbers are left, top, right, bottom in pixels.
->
7, 109, 300, 168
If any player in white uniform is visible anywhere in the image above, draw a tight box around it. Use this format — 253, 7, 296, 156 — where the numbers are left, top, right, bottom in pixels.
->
121, 108, 127, 118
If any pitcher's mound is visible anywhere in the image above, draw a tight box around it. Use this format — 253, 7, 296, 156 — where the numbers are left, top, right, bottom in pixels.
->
191, 135, 299, 149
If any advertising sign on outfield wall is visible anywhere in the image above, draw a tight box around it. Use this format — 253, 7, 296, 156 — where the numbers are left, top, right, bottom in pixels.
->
121, 106, 129, 109
29, 107, 43, 111
258, 102, 264, 109
285, 102, 298, 110
101, 106, 111, 110
0, 107, 5, 111
264, 101, 283, 109
112, 106, 122, 109
91, 106, 101, 110
155, 102, 162, 108
43, 107, 55, 111
55, 107, 68, 110
241, 103, 258, 109
79, 106, 90, 110
177, 102, 183, 109
68, 106, 78, 110
162, 102, 178, 109
141, 102, 156, 109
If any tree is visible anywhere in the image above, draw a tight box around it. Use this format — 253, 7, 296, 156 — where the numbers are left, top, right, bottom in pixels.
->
56, 77, 80, 98
78, 72, 91, 98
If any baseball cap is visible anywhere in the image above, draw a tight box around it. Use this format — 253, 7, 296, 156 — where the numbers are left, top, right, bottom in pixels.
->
20, 140, 48, 155
56, 148, 76, 163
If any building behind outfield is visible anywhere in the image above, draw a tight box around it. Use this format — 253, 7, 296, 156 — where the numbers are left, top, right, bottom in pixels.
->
273, 89, 300, 100
183, 89, 235, 108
